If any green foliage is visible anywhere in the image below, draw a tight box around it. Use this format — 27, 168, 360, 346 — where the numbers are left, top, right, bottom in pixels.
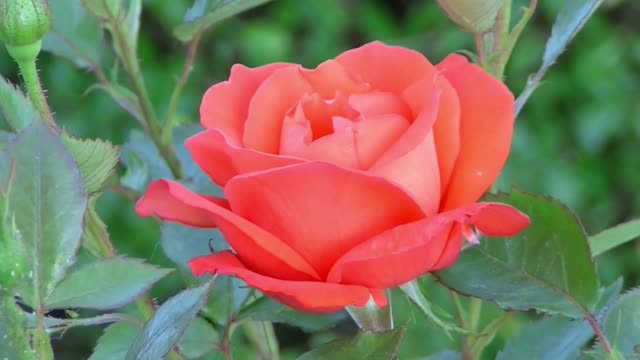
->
298, 326, 406, 360
174, 0, 274, 42
0, 76, 37, 131
177, 317, 220, 358
497, 278, 622, 360
62, 134, 119, 195
0, 121, 86, 308
237, 296, 346, 332
42, 0, 103, 69
593, 289, 640, 358
590, 219, 640, 257
437, 190, 600, 317
125, 282, 212, 360
89, 322, 139, 360
45, 257, 172, 310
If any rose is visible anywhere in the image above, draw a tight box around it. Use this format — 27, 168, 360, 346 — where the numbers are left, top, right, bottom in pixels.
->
136, 42, 529, 313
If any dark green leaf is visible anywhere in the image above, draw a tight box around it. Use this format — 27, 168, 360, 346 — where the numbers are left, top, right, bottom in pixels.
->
594, 288, 640, 358
436, 190, 600, 318
298, 326, 406, 360
45, 257, 172, 310
125, 282, 212, 360
177, 317, 219, 358
237, 296, 345, 332
497, 279, 623, 360
89, 322, 139, 360
62, 134, 119, 194
43, 0, 103, 69
0, 121, 87, 308
0, 76, 38, 131
120, 150, 149, 193
589, 218, 640, 257
174, 0, 274, 42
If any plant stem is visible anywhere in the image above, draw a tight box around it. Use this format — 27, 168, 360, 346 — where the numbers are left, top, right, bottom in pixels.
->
109, 23, 184, 179
585, 311, 612, 354
33, 302, 54, 360
163, 31, 203, 144
15, 57, 55, 130
449, 291, 472, 360
243, 321, 280, 360
0, 296, 35, 360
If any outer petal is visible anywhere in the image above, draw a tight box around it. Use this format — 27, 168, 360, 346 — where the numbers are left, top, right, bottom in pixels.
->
190, 251, 387, 313
370, 90, 442, 215
136, 179, 320, 281
224, 162, 425, 278
185, 129, 304, 187
326, 202, 530, 288
335, 41, 435, 93
200, 63, 294, 146
437, 55, 515, 210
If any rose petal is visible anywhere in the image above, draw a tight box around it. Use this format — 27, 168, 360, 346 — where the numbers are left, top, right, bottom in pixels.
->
189, 251, 387, 313
335, 41, 435, 93
300, 59, 369, 98
224, 162, 425, 278
290, 114, 411, 170
436, 55, 515, 210
185, 129, 304, 187
136, 179, 320, 281
403, 75, 461, 195
370, 90, 442, 214
200, 63, 294, 146
326, 202, 530, 288
348, 92, 412, 120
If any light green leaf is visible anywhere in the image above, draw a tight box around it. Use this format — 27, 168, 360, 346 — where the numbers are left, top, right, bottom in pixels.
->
62, 134, 119, 195
0, 121, 87, 308
89, 322, 139, 360
237, 296, 345, 332
177, 317, 219, 358
515, 0, 605, 115
43, 0, 103, 69
0, 76, 38, 131
82, 198, 114, 258
424, 350, 461, 360
298, 326, 406, 360
174, 0, 274, 42
589, 218, 640, 257
436, 190, 600, 318
45, 257, 172, 310
125, 282, 212, 360
125, 0, 143, 50
497, 279, 623, 360
0, 321, 20, 360
594, 288, 640, 358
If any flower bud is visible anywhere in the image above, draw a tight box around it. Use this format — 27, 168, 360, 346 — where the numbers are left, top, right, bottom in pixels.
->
436, 0, 507, 34
0, 0, 51, 47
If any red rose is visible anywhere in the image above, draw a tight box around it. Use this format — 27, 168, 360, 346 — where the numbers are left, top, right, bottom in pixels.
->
136, 42, 529, 313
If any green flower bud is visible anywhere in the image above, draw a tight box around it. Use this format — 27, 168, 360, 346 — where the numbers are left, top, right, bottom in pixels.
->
436, 0, 507, 34
0, 0, 51, 47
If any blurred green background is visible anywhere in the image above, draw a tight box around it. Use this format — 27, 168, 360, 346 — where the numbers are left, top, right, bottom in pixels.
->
1, 0, 638, 358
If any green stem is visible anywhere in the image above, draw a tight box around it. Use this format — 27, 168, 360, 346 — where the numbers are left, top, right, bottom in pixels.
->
7, 42, 55, 129
108, 24, 184, 179
163, 31, 203, 144
467, 298, 483, 332
0, 296, 35, 360
33, 302, 54, 360
243, 321, 280, 360
469, 312, 514, 355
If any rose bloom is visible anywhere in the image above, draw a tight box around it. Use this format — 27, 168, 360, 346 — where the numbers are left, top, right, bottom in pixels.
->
136, 42, 529, 313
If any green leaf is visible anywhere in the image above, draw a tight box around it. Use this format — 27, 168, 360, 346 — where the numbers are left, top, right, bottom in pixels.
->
82, 198, 114, 258
424, 350, 461, 360
237, 296, 345, 332
124, 0, 143, 51
81, 0, 123, 20
125, 282, 212, 360
589, 218, 640, 257
436, 190, 600, 318
177, 317, 219, 358
45, 257, 172, 310
497, 278, 623, 360
174, 0, 274, 42
62, 134, 119, 195
0, 321, 20, 360
594, 288, 640, 358
89, 322, 139, 360
298, 326, 406, 360
120, 150, 149, 192
515, 0, 605, 115
161, 223, 249, 324
0, 76, 38, 131
0, 121, 87, 308
43, 0, 103, 69
399, 281, 462, 338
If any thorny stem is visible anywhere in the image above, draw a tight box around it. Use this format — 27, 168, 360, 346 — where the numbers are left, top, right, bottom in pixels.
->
109, 21, 184, 179
16, 57, 55, 130
163, 31, 203, 144
585, 312, 612, 354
